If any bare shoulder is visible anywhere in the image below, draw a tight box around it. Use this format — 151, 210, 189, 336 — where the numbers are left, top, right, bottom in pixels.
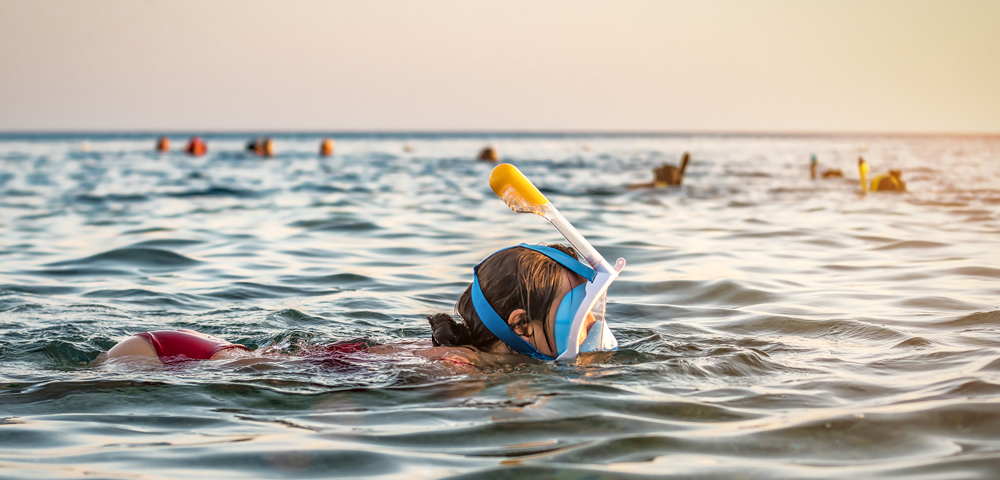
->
106, 336, 158, 359
96, 335, 162, 367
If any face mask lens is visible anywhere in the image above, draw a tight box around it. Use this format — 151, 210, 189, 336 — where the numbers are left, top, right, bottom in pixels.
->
590, 293, 607, 324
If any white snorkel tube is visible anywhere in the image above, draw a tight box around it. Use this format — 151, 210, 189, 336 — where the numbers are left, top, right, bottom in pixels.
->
488, 164, 626, 360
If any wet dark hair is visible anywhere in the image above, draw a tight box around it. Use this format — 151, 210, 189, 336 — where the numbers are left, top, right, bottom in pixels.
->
428, 243, 578, 353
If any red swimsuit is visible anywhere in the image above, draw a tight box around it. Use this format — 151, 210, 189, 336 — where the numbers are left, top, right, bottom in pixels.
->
135, 329, 250, 360
128, 331, 483, 370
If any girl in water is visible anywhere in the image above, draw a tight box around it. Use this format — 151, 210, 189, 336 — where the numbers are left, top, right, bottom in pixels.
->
107, 164, 624, 368
103, 243, 610, 368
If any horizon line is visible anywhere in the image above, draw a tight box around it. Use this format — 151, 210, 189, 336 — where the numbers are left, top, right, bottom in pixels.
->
1, 129, 998, 138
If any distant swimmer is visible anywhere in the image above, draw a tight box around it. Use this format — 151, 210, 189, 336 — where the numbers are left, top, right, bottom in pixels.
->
809, 154, 842, 179
185, 137, 207, 156
858, 157, 906, 193
870, 169, 906, 192
246, 137, 274, 157
156, 136, 170, 153
477, 145, 499, 162
403, 143, 414, 153
319, 138, 335, 157
628, 151, 691, 189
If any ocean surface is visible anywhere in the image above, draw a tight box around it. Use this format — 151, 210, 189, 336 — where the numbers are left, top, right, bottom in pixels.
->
1, 132, 999, 479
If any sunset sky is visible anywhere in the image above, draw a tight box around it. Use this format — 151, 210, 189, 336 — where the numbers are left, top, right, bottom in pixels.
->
1, 0, 998, 133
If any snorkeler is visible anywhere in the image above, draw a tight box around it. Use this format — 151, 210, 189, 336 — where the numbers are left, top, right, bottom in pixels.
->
858, 157, 906, 193
809, 154, 843, 179
628, 151, 690, 189
104, 164, 623, 366
105, 241, 615, 366
477, 146, 498, 162
870, 169, 906, 192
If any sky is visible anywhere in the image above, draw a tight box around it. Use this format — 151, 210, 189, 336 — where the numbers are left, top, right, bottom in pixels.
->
1, 0, 998, 133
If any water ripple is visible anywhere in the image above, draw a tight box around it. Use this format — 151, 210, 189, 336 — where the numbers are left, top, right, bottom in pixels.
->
1, 133, 999, 478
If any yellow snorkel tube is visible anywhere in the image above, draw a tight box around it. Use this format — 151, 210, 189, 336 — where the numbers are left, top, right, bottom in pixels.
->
489, 163, 625, 360
489, 163, 607, 267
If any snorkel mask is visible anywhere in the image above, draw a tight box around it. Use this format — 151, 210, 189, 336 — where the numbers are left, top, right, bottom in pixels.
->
473, 164, 626, 361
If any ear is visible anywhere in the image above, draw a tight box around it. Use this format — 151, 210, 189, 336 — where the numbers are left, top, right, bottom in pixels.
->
506, 309, 533, 338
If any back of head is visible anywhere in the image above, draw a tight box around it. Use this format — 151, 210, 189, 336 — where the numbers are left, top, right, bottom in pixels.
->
477, 146, 498, 162
429, 244, 577, 350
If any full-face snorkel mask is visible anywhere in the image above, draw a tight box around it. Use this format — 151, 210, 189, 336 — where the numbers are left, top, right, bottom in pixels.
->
474, 164, 627, 361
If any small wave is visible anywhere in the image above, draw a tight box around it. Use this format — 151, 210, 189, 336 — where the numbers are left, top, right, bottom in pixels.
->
289, 217, 381, 232
280, 273, 379, 288
161, 186, 264, 198
81, 289, 204, 310
629, 279, 781, 307
892, 336, 935, 349
929, 310, 1000, 330
27, 267, 132, 277
266, 309, 335, 326
44, 248, 200, 268
121, 227, 174, 235
895, 296, 991, 312
291, 183, 350, 193
873, 240, 950, 251
201, 282, 338, 300
126, 239, 205, 248
944, 266, 1000, 279
718, 315, 906, 342
0, 284, 80, 296
73, 193, 149, 203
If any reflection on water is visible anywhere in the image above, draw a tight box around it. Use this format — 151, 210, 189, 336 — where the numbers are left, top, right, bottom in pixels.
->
1, 133, 999, 478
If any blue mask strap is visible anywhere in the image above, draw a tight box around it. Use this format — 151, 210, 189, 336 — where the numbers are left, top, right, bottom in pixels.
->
471, 269, 553, 360
517, 244, 596, 282
554, 283, 588, 354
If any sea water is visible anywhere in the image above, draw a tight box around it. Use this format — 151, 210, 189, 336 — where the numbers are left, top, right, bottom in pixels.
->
1, 133, 999, 479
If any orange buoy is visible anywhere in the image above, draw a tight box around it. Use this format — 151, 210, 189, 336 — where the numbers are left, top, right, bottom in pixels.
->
156, 136, 170, 153
185, 136, 207, 156
320, 138, 335, 157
